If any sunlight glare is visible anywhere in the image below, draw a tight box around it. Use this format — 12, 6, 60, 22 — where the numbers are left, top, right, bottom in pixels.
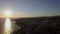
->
3, 10, 12, 34
5, 10, 11, 18
5, 18, 11, 30
4, 18, 12, 34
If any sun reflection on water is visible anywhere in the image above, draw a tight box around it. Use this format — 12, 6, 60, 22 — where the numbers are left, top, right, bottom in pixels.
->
4, 18, 12, 34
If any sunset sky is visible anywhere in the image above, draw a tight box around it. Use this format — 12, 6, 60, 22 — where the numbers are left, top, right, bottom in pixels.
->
0, 0, 60, 18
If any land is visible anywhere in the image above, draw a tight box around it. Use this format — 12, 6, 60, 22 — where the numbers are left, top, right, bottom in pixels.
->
11, 16, 60, 34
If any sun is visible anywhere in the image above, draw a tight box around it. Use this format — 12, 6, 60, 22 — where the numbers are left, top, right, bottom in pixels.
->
5, 10, 11, 18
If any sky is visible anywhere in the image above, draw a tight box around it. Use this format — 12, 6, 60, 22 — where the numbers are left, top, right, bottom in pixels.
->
0, 0, 60, 18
